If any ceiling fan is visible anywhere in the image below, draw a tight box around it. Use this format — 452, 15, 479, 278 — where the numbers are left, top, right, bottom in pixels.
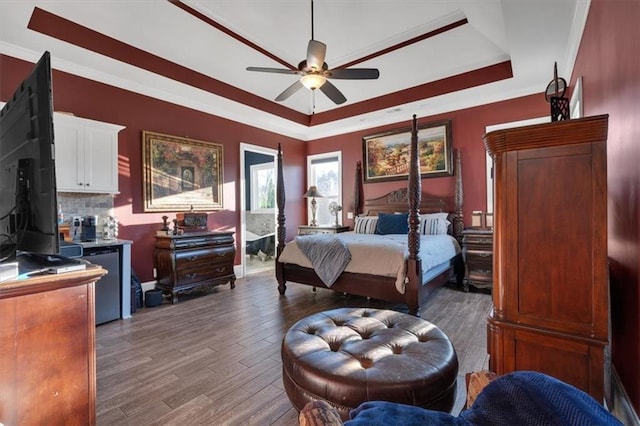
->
246, 0, 380, 105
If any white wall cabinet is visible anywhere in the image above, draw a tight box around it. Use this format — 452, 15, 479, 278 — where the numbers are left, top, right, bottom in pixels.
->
54, 113, 124, 193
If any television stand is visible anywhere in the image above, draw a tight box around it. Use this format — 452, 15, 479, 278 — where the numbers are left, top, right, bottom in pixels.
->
0, 265, 106, 424
16, 251, 87, 275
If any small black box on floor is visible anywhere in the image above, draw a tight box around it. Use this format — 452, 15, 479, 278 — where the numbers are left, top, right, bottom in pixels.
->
145, 289, 163, 308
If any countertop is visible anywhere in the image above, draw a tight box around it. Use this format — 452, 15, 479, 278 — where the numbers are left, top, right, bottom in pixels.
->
73, 239, 133, 249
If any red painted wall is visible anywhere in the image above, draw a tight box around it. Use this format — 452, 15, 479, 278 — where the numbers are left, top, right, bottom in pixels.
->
0, 52, 549, 281
1, 54, 306, 283
570, 0, 640, 412
306, 95, 549, 228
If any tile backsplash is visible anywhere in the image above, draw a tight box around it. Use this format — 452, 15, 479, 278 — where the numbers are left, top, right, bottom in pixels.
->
57, 192, 114, 225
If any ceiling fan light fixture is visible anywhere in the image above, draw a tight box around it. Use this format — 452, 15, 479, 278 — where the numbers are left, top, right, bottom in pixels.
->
300, 73, 326, 90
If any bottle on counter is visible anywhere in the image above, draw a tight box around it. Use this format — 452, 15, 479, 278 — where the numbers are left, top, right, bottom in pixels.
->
57, 204, 64, 224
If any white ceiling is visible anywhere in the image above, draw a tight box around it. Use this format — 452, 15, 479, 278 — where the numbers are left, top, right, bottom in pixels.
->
0, 0, 589, 140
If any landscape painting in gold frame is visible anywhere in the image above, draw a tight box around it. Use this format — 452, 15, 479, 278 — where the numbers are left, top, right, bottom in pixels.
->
142, 131, 223, 212
363, 120, 453, 182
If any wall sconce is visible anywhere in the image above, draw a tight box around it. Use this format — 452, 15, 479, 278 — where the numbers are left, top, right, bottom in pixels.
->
303, 186, 324, 226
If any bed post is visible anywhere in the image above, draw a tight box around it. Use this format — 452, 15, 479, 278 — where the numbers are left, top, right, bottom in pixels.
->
275, 143, 287, 295
406, 115, 421, 316
353, 161, 364, 216
453, 149, 465, 289
454, 149, 464, 244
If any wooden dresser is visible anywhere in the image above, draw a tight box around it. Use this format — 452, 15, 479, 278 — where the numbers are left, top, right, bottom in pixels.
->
298, 225, 350, 235
0, 266, 106, 425
154, 231, 236, 304
461, 228, 493, 291
484, 115, 609, 403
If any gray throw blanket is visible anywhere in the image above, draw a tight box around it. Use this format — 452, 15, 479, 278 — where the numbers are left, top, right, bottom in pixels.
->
296, 234, 351, 287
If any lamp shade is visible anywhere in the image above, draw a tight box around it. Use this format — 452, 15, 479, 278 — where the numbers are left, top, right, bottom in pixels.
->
304, 186, 323, 198
300, 74, 326, 90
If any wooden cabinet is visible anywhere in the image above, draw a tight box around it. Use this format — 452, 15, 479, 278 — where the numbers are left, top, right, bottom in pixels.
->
54, 113, 124, 193
485, 115, 609, 403
154, 231, 236, 304
0, 266, 106, 425
462, 229, 493, 291
298, 225, 350, 235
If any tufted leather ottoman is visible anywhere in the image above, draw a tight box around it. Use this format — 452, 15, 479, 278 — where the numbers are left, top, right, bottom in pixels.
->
281, 308, 458, 420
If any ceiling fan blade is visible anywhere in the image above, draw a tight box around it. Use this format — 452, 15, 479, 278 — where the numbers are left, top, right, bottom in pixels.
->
246, 66, 298, 75
327, 68, 380, 80
319, 80, 347, 105
275, 80, 304, 101
306, 40, 326, 71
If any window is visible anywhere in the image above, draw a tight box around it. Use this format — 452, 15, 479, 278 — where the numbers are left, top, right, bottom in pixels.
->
307, 152, 342, 226
250, 162, 275, 212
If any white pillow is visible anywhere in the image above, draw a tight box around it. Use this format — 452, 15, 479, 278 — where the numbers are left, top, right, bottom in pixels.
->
419, 213, 450, 235
354, 216, 378, 234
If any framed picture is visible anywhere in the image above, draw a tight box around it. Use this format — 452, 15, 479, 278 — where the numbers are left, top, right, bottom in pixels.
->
363, 119, 453, 182
142, 131, 223, 212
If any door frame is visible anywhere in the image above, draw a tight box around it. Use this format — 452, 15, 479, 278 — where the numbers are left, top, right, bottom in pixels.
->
239, 143, 278, 277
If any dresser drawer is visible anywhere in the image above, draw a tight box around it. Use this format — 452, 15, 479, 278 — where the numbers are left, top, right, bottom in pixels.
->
175, 246, 234, 268
298, 226, 350, 235
465, 249, 493, 264
156, 233, 234, 250
467, 266, 493, 282
300, 229, 332, 235
462, 235, 493, 247
176, 263, 234, 286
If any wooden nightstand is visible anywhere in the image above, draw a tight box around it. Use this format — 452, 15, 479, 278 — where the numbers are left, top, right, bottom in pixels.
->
462, 228, 493, 292
297, 225, 350, 235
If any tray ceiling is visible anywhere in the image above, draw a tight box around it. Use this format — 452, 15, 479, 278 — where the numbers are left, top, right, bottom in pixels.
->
0, 0, 589, 140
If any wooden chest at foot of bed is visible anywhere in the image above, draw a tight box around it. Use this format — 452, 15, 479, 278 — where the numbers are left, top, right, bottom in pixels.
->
154, 231, 236, 304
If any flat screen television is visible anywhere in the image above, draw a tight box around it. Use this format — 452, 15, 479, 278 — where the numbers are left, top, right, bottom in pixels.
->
0, 51, 61, 268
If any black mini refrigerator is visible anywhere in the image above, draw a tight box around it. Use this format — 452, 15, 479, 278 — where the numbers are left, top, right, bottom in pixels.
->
84, 247, 121, 325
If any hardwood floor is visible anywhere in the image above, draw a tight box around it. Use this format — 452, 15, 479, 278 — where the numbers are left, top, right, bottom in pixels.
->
96, 271, 492, 425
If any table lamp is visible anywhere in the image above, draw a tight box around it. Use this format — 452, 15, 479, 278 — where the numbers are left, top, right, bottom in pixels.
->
303, 186, 323, 226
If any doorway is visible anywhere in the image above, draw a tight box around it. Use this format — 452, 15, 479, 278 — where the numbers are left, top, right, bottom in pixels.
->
240, 143, 277, 277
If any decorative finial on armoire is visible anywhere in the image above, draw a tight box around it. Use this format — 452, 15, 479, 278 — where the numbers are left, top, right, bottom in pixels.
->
545, 62, 570, 121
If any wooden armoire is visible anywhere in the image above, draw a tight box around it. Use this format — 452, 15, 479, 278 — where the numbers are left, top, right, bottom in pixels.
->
484, 115, 609, 403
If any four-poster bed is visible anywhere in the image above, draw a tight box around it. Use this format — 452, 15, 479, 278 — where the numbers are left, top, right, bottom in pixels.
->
275, 115, 464, 315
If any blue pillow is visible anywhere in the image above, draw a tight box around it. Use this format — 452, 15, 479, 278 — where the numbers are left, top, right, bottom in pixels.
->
375, 213, 408, 235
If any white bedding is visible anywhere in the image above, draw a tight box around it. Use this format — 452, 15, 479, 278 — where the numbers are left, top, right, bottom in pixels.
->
278, 232, 460, 294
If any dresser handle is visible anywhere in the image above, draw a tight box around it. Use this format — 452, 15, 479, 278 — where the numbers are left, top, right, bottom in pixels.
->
186, 273, 197, 278
216, 267, 226, 273
479, 239, 492, 244
478, 252, 491, 257
217, 252, 227, 257
189, 256, 197, 261
478, 269, 491, 275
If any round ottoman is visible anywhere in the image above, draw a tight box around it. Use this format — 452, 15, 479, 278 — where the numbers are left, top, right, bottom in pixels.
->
281, 308, 458, 420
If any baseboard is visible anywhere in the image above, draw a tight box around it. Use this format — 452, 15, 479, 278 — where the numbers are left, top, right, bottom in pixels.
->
611, 366, 639, 425
234, 264, 243, 279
